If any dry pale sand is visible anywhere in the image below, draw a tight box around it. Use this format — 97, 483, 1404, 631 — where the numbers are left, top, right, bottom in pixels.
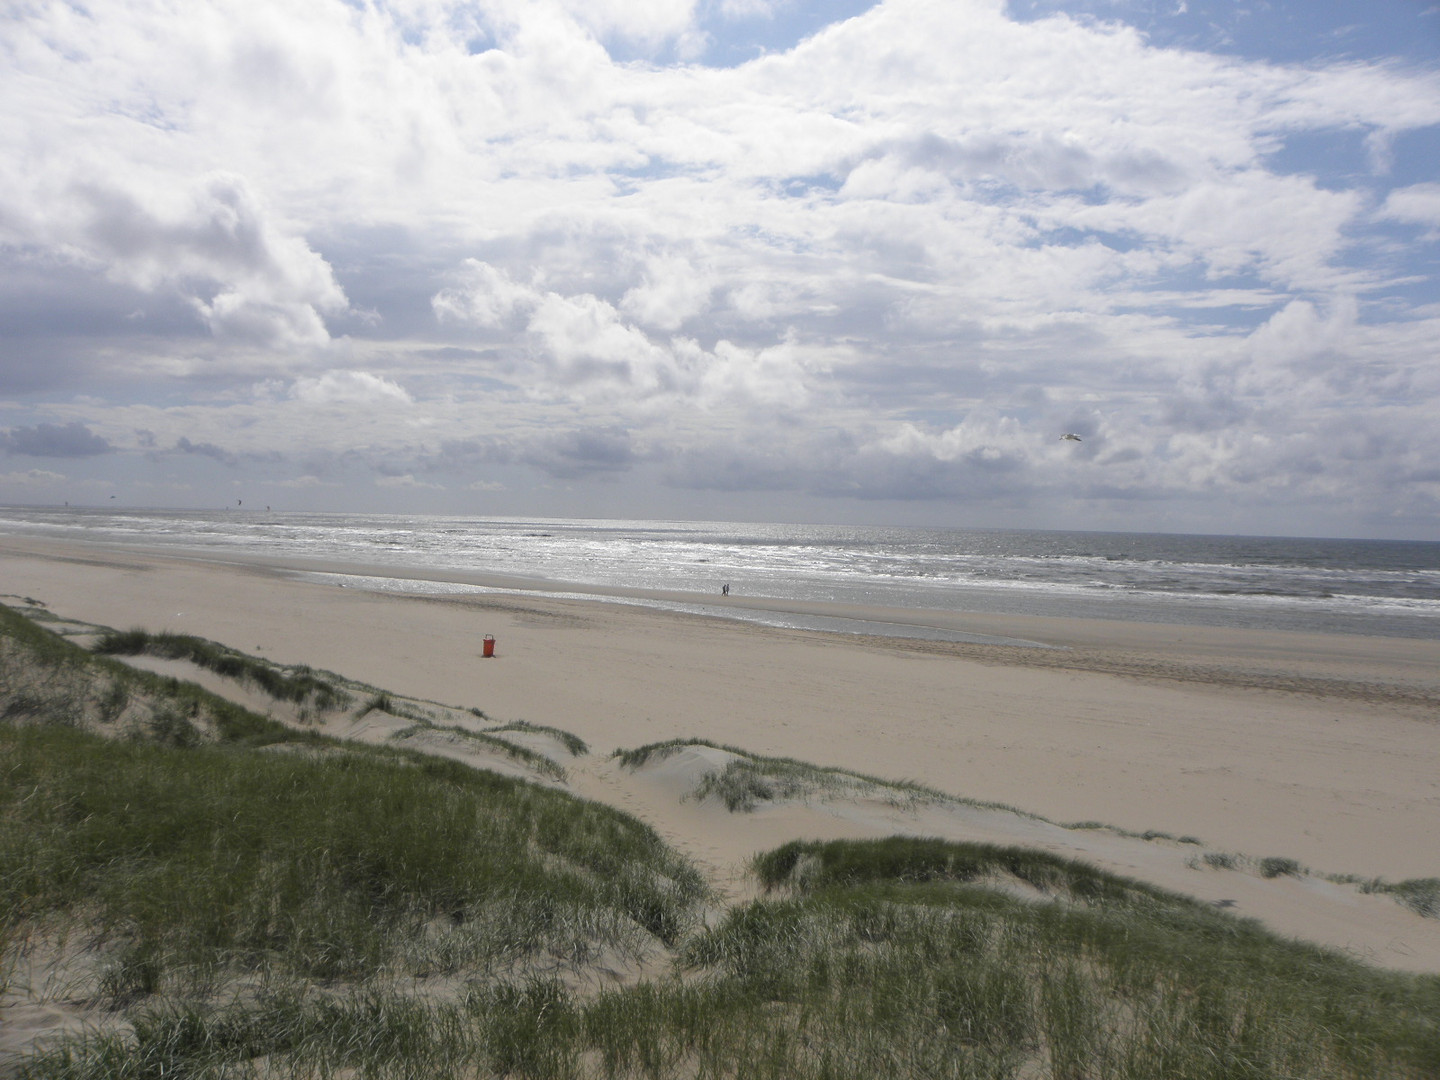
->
2, 533, 1439, 974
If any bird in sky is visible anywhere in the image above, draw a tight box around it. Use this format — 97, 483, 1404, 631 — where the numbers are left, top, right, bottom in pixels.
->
1059, 433, 1082, 441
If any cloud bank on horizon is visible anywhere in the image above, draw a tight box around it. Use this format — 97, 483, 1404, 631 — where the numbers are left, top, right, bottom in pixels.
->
2, 0, 1438, 537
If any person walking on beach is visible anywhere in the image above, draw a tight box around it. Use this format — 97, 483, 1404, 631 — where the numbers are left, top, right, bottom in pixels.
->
722, 583, 730, 596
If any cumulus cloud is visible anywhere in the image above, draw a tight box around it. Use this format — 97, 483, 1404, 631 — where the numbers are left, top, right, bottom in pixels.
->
1378, 182, 1440, 236
1246, 299, 1355, 368
85, 175, 346, 344
434, 260, 821, 405
173, 437, 236, 465
290, 371, 414, 405
522, 426, 638, 478
0, 469, 68, 486
555, 0, 702, 52
375, 473, 444, 489
1, 422, 112, 458
275, 475, 336, 488
0, 0, 1437, 532
431, 261, 537, 329
7, 164, 347, 348
620, 255, 714, 331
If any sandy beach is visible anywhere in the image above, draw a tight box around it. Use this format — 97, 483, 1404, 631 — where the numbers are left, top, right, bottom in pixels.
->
2, 532, 1438, 973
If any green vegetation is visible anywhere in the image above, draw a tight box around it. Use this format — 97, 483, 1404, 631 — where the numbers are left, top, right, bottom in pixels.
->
611, 736, 736, 769
753, 836, 1191, 908
1259, 855, 1306, 880
1364, 878, 1440, 919
1, 723, 705, 977
78, 619, 580, 785
0, 604, 304, 746
1069, 821, 1205, 845
485, 718, 590, 757
614, 737, 966, 813
6, 603, 1440, 1078
94, 627, 351, 711
618, 741, 1219, 847
684, 837, 1440, 1079
394, 719, 571, 781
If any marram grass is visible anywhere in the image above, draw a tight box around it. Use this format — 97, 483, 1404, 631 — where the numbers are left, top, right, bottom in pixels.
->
93, 627, 350, 711
6, 602, 1440, 1078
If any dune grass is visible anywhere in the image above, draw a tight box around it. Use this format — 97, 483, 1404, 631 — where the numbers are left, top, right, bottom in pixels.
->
752, 836, 1191, 909
2, 604, 708, 1018
0, 605, 306, 747
39, 835, 1432, 1079
393, 719, 571, 781
485, 719, 590, 757
614, 737, 963, 813
1258, 855, 1306, 879
1364, 878, 1440, 919
611, 736, 740, 769
716, 837, 1440, 1078
18, 837, 1440, 1079
1, 724, 706, 985
623, 736, 1439, 925
93, 627, 351, 711
618, 739, 1218, 839
8, 603, 1440, 1078
87, 624, 587, 782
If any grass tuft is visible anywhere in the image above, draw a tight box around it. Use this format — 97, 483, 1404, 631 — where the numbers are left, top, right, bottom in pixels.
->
1363, 878, 1440, 919
483, 718, 589, 757
615, 738, 959, 814
361, 691, 396, 716
93, 628, 350, 711
1259, 856, 1306, 879
393, 720, 569, 781
612, 736, 742, 769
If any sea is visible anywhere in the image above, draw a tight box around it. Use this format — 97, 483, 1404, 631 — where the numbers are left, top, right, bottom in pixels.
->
1, 506, 1437, 644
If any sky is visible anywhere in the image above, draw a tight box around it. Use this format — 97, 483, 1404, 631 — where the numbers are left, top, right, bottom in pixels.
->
2, 0, 1438, 538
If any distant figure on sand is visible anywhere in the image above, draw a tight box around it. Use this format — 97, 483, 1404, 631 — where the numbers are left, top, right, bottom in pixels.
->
722, 583, 730, 596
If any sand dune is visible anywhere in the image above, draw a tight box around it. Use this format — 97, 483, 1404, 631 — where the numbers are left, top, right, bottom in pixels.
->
2, 533, 1438, 974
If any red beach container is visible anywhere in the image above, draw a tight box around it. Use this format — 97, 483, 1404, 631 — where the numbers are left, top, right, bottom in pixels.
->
482, 635, 496, 658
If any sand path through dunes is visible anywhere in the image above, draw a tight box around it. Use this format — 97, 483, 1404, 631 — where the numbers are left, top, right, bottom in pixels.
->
3, 535, 1439, 973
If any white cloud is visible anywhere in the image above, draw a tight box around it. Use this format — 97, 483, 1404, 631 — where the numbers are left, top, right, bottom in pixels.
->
555, 0, 700, 49
290, 371, 414, 405
620, 254, 714, 331
3, 158, 347, 347
275, 475, 335, 488
1245, 298, 1357, 372
0, 0, 1437, 532
375, 473, 444, 489
0, 469, 67, 486
1378, 182, 1440, 236
432, 261, 537, 328
435, 261, 829, 406
693, 335, 824, 408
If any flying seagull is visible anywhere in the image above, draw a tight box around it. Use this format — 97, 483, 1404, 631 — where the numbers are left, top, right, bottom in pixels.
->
1059, 433, 1082, 441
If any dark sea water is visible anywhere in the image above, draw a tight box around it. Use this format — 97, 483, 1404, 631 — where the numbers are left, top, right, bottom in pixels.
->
2, 507, 1437, 642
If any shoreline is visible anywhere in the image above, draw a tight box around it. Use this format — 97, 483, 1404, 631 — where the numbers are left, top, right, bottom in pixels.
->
7, 532, 1438, 712
4, 509, 1437, 645
3, 531, 1440, 971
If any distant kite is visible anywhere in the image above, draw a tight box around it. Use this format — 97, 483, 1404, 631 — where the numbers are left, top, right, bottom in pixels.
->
1059, 433, 1082, 441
